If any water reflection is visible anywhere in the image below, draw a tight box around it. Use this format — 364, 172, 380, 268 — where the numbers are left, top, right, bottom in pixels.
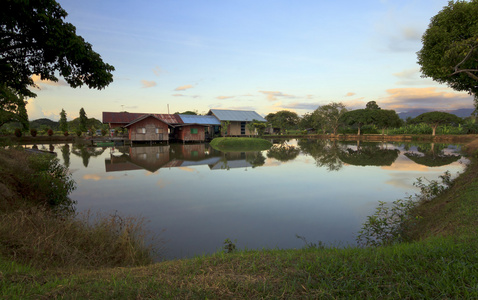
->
42, 139, 467, 260
100, 140, 463, 173
404, 143, 461, 167
105, 143, 267, 172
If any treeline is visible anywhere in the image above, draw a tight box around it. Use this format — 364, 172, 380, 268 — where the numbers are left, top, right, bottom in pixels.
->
265, 101, 478, 136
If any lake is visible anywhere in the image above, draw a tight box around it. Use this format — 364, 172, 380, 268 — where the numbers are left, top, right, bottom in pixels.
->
37, 139, 468, 260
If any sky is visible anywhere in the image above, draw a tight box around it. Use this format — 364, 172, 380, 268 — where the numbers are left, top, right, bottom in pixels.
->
27, 0, 475, 121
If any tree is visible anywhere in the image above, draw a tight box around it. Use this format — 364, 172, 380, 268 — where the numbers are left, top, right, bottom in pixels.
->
411, 111, 462, 136
372, 109, 402, 135
417, 0, 478, 107
59, 109, 68, 132
365, 101, 381, 110
1, 0, 114, 126
265, 110, 299, 134
312, 102, 347, 135
341, 109, 375, 135
79, 108, 87, 133
0, 84, 28, 129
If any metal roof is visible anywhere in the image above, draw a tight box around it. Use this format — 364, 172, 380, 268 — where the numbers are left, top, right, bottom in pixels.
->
208, 109, 266, 122
178, 114, 221, 125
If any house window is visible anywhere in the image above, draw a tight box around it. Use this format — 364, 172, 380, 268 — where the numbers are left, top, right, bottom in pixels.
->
137, 127, 146, 134
190, 128, 198, 134
155, 128, 163, 134
241, 122, 246, 135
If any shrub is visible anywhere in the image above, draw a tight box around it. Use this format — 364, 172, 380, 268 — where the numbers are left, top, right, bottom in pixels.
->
76, 129, 82, 137
14, 128, 22, 137
47, 128, 54, 136
64, 131, 69, 136
30, 128, 37, 137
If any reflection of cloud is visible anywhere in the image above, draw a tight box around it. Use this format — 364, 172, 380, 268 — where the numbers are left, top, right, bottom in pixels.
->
83, 174, 119, 181
175, 84, 193, 91
380, 155, 429, 172
156, 179, 168, 189
379, 87, 474, 110
141, 80, 157, 88
178, 167, 197, 173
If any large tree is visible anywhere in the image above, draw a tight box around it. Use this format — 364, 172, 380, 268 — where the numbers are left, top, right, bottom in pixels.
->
372, 109, 402, 135
79, 108, 87, 133
312, 102, 347, 135
341, 109, 375, 135
411, 111, 462, 136
1, 0, 114, 125
265, 110, 299, 134
417, 0, 478, 106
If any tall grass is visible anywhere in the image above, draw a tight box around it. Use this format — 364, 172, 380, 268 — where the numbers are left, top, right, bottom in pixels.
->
0, 148, 159, 269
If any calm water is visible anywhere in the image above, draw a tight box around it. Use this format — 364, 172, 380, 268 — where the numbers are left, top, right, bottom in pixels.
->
37, 139, 468, 259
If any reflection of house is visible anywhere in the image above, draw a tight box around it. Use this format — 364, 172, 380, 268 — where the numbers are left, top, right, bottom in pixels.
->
105, 145, 170, 173
207, 109, 267, 136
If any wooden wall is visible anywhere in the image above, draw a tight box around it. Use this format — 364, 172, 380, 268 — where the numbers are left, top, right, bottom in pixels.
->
128, 117, 169, 141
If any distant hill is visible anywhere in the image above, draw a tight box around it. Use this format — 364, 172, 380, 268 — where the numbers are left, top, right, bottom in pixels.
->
30, 118, 59, 130
398, 108, 475, 120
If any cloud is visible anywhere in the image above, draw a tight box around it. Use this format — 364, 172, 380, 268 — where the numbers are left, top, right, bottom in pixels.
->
345, 92, 356, 97
172, 93, 199, 98
152, 66, 164, 77
25, 98, 58, 120
174, 84, 193, 91
141, 80, 157, 88
217, 96, 234, 100
281, 102, 322, 111
31, 74, 68, 88
378, 87, 474, 110
259, 90, 297, 102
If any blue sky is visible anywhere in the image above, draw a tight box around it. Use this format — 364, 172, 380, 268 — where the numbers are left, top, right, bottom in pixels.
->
27, 0, 475, 121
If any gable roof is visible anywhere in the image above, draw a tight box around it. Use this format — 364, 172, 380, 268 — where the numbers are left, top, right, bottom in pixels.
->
178, 114, 221, 125
103, 112, 182, 125
208, 109, 266, 122
123, 114, 170, 128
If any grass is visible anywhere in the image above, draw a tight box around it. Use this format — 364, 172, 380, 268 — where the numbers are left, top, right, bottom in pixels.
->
2, 138, 478, 298
210, 137, 272, 152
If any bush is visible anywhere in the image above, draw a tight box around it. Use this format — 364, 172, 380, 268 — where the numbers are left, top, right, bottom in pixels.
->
14, 128, 22, 137
76, 129, 82, 137
64, 131, 69, 136
30, 128, 37, 137
47, 128, 54, 136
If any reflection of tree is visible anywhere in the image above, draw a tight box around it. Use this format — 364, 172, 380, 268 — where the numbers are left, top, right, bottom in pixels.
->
404, 143, 461, 167
71, 144, 106, 168
338, 143, 400, 166
297, 139, 345, 171
61, 144, 70, 168
267, 142, 300, 162
245, 151, 266, 168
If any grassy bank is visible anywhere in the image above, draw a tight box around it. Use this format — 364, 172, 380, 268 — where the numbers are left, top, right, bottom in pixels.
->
210, 137, 272, 152
2, 140, 478, 298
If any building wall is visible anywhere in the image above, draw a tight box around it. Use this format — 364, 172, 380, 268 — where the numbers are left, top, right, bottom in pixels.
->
177, 125, 205, 141
128, 117, 169, 141
224, 121, 255, 136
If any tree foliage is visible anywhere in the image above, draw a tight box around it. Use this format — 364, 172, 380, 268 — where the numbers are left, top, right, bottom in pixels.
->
417, 0, 478, 106
265, 110, 299, 134
59, 109, 68, 132
312, 102, 347, 135
79, 108, 87, 133
411, 111, 462, 136
1, 0, 114, 126
341, 109, 375, 135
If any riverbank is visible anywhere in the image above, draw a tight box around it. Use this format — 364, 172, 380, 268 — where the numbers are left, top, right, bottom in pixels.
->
1, 138, 478, 298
